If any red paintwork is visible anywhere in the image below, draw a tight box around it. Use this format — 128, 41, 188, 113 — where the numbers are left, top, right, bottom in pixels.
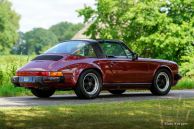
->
16, 53, 180, 90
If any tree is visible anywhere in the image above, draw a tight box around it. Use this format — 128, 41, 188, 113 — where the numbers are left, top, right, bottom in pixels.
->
14, 22, 83, 55
11, 32, 26, 54
49, 22, 83, 42
0, 0, 20, 54
24, 28, 58, 54
78, 0, 194, 63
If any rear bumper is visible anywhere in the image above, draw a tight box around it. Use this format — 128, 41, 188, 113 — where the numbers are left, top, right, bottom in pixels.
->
11, 76, 64, 87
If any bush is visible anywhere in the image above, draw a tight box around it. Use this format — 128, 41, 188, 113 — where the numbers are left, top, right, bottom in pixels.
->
180, 55, 194, 78
0, 68, 3, 85
0, 55, 33, 96
174, 78, 194, 90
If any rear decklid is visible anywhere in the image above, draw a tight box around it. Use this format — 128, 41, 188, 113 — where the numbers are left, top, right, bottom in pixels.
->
17, 54, 66, 72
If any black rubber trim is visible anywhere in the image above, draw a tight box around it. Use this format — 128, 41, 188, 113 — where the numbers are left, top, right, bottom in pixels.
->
11, 76, 20, 87
92, 43, 106, 58
11, 76, 64, 86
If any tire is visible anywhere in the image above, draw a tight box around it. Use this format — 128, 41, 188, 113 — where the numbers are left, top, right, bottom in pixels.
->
74, 69, 102, 99
150, 69, 172, 96
31, 88, 55, 98
108, 90, 126, 95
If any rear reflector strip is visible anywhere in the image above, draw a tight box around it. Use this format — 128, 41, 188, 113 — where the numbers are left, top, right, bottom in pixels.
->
17, 71, 49, 76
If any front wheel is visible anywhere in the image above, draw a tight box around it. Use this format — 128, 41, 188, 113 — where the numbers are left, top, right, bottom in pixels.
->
31, 88, 55, 98
74, 69, 102, 99
150, 69, 172, 96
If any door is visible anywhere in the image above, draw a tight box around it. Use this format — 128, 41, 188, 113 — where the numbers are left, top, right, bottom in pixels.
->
99, 42, 150, 83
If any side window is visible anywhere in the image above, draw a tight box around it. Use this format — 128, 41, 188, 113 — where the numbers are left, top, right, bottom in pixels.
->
121, 45, 133, 59
74, 44, 96, 57
100, 43, 127, 58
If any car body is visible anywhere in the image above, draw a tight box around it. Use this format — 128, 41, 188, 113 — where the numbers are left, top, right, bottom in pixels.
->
12, 39, 182, 99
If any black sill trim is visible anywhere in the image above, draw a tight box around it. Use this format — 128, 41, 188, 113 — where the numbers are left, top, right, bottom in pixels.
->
103, 83, 152, 86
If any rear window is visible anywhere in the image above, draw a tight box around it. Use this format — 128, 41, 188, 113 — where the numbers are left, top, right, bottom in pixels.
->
45, 41, 96, 57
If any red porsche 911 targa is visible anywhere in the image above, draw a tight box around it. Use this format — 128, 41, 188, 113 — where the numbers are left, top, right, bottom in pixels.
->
12, 39, 181, 99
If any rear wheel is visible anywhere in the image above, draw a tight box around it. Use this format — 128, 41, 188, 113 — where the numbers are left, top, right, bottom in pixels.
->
108, 90, 126, 95
150, 69, 172, 95
74, 69, 102, 99
31, 88, 55, 98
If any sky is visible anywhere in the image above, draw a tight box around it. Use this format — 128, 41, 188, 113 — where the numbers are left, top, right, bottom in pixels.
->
9, 0, 95, 32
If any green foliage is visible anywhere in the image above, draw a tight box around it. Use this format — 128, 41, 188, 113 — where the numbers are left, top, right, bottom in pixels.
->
78, 6, 95, 23
0, 55, 33, 83
49, 22, 83, 42
0, 0, 20, 54
13, 22, 83, 55
11, 32, 25, 54
167, 0, 194, 24
0, 84, 30, 97
78, 0, 194, 62
180, 55, 194, 78
174, 78, 194, 89
23, 28, 58, 54
0, 55, 33, 96
0, 68, 3, 85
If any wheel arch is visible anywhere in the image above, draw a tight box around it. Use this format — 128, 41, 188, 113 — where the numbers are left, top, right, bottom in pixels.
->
154, 65, 173, 81
77, 67, 103, 83
150, 65, 173, 95
74, 67, 103, 99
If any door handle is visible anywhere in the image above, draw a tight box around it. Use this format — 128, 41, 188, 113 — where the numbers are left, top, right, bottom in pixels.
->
111, 61, 115, 64
110, 61, 115, 66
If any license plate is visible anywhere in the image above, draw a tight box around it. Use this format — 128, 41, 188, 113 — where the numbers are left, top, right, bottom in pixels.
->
19, 77, 35, 83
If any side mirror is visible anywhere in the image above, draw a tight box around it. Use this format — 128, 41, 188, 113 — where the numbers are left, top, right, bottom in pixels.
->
132, 53, 138, 61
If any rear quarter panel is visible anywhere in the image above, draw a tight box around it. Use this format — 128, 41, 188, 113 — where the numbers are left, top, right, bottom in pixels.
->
55, 57, 113, 87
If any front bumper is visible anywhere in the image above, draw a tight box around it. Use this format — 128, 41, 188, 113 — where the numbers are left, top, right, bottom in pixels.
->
11, 76, 64, 87
172, 73, 182, 86
174, 73, 182, 81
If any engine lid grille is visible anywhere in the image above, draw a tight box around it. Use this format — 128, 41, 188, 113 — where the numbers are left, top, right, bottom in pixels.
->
32, 55, 63, 61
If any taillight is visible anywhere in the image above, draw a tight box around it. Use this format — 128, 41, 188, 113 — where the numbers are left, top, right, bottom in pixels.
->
16, 71, 63, 77
49, 72, 63, 77
16, 71, 49, 76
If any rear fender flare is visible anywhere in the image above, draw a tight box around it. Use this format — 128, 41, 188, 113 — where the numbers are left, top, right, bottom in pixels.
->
72, 63, 104, 86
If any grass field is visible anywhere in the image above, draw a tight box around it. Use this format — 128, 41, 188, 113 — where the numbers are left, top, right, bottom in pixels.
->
0, 98, 194, 129
0, 55, 194, 97
0, 55, 34, 96
173, 78, 194, 90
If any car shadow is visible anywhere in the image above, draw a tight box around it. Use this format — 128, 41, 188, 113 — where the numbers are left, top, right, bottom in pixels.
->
0, 92, 179, 107
29, 92, 154, 101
